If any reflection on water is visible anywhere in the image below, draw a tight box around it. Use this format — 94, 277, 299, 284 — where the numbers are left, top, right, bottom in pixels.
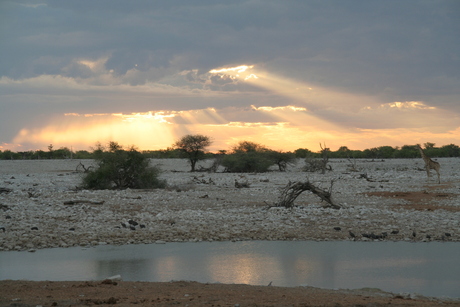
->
0, 241, 459, 298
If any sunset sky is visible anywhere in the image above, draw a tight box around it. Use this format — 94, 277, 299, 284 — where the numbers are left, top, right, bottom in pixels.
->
1, 1, 459, 153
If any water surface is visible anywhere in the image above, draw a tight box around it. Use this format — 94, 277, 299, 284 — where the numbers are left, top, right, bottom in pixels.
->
0, 241, 458, 298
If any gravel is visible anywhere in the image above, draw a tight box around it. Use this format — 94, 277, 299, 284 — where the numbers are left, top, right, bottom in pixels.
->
0, 158, 458, 251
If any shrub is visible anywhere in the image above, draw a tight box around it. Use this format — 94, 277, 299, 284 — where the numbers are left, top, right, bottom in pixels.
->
221, 141, 274, 173
81, 143, 166, 189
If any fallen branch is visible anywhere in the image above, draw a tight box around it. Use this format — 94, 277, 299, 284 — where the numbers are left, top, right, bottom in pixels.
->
75, 162, 93, 173
64, 200, 105, 205
271, 180, 342, 209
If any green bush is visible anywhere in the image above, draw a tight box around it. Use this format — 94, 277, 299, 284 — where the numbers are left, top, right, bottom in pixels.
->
221, 141, 274, 173
222, 151, 273, 173
81, 144, 166, 189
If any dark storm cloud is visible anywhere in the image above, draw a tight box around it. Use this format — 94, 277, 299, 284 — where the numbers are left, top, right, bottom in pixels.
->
1, 0, 460, 150
2, 0, 459, 98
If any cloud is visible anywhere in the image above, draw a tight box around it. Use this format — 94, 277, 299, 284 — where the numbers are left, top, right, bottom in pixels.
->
3, 1, 459, 90
1, 0, 460, 152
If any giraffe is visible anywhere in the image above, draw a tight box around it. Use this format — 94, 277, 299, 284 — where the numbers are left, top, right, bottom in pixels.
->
416, 144, 440, 183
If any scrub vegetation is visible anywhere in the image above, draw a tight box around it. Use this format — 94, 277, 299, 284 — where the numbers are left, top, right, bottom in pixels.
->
81, 142, 166, 190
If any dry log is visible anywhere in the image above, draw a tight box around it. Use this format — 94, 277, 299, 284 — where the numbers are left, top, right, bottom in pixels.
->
273, 180, 342, 209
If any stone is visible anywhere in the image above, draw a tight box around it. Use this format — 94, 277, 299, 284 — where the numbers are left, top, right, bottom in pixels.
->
128, 220, 138, 226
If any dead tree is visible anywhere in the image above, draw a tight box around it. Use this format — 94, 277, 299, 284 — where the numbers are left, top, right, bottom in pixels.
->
346, 157, 359, 172
319, 143, 330, 174
303, 143, 332, 173
76, 162, 93, 173
271, 180, 342, 209
304, 158, 332, 172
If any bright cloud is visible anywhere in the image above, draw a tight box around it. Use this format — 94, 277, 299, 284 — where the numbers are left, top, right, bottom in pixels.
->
381, 101, 437, 110
252, 105, 307, 112
209, 65, 254, 74
78, 57, 108, 72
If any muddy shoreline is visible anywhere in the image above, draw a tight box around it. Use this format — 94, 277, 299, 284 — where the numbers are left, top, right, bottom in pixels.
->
1, 280, 458, 307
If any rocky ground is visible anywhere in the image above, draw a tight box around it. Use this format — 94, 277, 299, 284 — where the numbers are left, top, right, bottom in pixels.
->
0, 158, 459, 251
1, 158, 459, 306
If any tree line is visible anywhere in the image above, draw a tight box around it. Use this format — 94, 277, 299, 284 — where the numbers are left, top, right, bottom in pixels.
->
4, 136, 456, 190
1, 139, 459, 161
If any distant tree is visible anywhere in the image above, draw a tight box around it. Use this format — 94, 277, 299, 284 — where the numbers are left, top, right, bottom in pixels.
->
108, 141, 123, 152
74, 150, 92, 159
174, 134, 212, 172
47, 144, 54, 159
439, 144, 460, 157
81, 142, 166, 189
294, 148, 314, 158
54, 147, 72, 159
33, 150, 46, 159
362, 147, 378, 159
395, 145, 419, 158
423, 143, 438, 157
333, 146, 351, 158
222, 141, 273, 173
375, 146, 396, 159
232, 141, 267, 153
269, 151, 296, 171
1, 150, 18, 160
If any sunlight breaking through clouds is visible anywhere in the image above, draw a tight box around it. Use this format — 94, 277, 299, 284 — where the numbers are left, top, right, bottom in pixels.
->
252, 105, 307, 112
112, 112, 176, 124
361, 101, 437, 111
209, 65, 254, 74
13, 112, 178, 151
3, 62, 459, 152
384, 101, 436, 110
208, 65, 259, 84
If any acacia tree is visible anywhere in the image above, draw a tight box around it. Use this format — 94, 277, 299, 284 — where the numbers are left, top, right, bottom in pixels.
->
174, 134, 212, 172
221, 141, 274, 173
269, 150, 296, 171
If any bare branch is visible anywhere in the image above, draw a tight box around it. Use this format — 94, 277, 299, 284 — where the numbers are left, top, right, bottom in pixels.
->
271, 180, 342, 209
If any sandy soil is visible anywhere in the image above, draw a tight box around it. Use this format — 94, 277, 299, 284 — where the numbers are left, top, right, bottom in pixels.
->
1, 280, 458, 307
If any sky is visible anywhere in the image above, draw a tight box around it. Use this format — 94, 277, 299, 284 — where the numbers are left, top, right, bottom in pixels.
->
1, 0, 460, 153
